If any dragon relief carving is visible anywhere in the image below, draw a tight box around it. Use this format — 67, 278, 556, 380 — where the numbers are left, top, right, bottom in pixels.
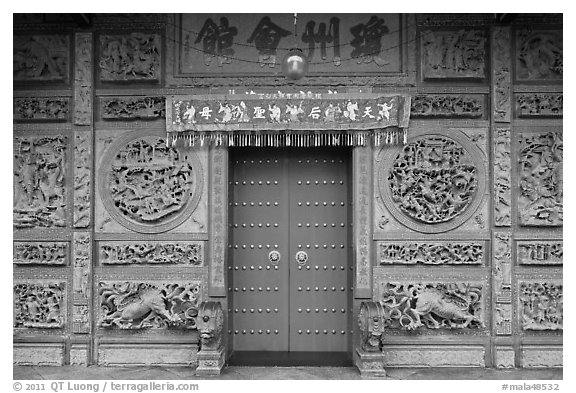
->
13, 282, 65, 329
519, 282, 563, 331
516, 30, 562, 81
98, 282, 201, 329
197, 301, 224, 351
14, 98, 70, 121
380, 282, 484, 330
421, 29, 486, 79
13, 242, 68, 265
102, 96, 166, 120
518, 132, 563, 226
14, 135, 67, 229
410, 94, 484, 118
13, 35, 69, 82
388, 136, 479, 225
99, 33, 161, 82
516, 93, 563, 118
100, 242, 202, 265
379, 242, 483, 265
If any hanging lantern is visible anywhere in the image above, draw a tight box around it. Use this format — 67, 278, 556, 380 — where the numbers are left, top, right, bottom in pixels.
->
282, 48, 308, 80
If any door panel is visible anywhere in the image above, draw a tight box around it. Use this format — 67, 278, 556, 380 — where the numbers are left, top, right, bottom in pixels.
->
230, 148, 351, 355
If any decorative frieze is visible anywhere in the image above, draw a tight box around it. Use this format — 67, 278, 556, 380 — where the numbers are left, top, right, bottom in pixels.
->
99, 33, 161, 82
516, 29, 562, 82
99, 241, 203, 265
494, 128, 511, 226
517, 241, 562, 265
13, 282, 66, 329
74, 32, 93, 125
14, 34, 69, 82
519, 281, 563, 331
13, 242, 68, 266
209, 148, 227, 295
410, 94, 484, 118
14, 135, 68, 229
97, 281, 202, 329
13, 98, 70, 122
378, 282, 484, 330
492, 27, 511, 122
518, 132, 563, 226
421, 29, 487, 79
516, 93, 563, 118
73, 132, 91, 228
378, 241, 484, 265
101, 96, 165, 120
493, 232, 512, 335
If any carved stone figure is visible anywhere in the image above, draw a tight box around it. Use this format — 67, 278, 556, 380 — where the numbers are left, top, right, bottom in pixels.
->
410, 94, 483, 118
358, 301, 386, 351
516, 93, 563, 118
518, 132, 563, 226
99, 33, 161, 81
379, 242, 483, 265
14, 282, 65, 329
516, 30, 562, 81
102, 96, 166, 120
519, 282, 563, 331
494, 128, 511, 226
14, 136, 67, 229
98, 282, 201, 329
380, 282, 484, 330
13, 242, 68, 265
197, 301, 224, 350
421, 29, 486, 79
14, 35, 69, 82
14, 98, 69, 121
517, 241, 563, 265
99, 242, 202, 265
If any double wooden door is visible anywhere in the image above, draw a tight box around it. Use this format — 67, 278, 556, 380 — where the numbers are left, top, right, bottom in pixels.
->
229, 147, 352, 358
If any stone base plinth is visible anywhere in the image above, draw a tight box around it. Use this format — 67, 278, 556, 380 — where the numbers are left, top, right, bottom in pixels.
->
195, 346, 225, 376
355, 347, 387, 378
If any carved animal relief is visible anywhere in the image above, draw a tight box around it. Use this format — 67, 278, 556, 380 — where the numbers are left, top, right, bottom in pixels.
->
99, 33, 161, 82
102, 96, 165, 120
519, 282, 563, 331
14, 135, 67, 229
410, 94, 484, 118
14, 35, 69, 82
516, 30, 562, 81
98, 281, 202, 329
100, 242, 202, 265
13, 242, 68, 265
14, 98, 69, 121
380, 282, 484, 330
14, 282, 65, 329
518, 132, 563, 226
378, 242, 483, 265
517, 241, 562, 265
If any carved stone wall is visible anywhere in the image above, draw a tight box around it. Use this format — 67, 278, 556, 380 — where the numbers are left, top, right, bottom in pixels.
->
74, 33, 93, 125
493, 232, 512, 335
516, 93, 563, 118
14, 98, 70, 122
492, 27, 511, 122
494, 128, 511, 226
14, 34, 70, 82
14, 282, 66, 329
516, 29, 562, 82
99, 241, 203, 265
99, 33, 161, 82
73, 132, 91, 228
101, 96, 166, 120
519, 281, 563, 331
13, 242, 68, 266
517, 241, 562, 265
410, 94, 484, 119
377, 241, 484, 265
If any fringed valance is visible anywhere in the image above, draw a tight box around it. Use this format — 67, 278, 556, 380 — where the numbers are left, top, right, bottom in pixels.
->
166, 93, 411, 147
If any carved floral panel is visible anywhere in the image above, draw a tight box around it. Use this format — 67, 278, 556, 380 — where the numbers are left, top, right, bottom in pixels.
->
98, 281, 202, 329
410, 94, 484, 118
421, 29, 487, 79
516, 30, 562, 82
519, 281, 563, 331
99, 241, 203, 265
14, 35, 70, 82
516, 93, 563, 118
14, 282, 66, 329
378, 241, 483, 265
378, 282, 484, 330
13, 242, 68, 266
99, 33, 161, 82
14, 135, 68, 229
517, 241, 562, 265
13, 98, 70, 122
518, 132, 563, 226
101, 96, 165, 120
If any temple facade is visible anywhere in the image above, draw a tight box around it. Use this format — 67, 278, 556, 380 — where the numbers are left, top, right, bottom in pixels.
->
13, 13, 562, 373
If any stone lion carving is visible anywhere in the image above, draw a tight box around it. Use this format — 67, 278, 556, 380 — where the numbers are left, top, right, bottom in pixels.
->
197, 301, 224, 351
358, 301, 386, 352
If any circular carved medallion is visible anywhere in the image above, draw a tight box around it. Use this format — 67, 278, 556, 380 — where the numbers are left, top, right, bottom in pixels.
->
295, 251, 308, 265
378, 131, 486, 233
268, 250, 281, 265
99, 130, 203, 233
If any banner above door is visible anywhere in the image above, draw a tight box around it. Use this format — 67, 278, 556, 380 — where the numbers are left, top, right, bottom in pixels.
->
166, 93, 411, 147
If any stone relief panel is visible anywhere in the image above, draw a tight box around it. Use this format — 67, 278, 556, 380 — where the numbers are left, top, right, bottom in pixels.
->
99, 241, 203, 265
73, 232, 91, 301
410, 94, 484, 119
13, 242, 68, 266
13, 282, 66, 329
14, 35, 70, 83
516, 93, 563, 118
378, 282, 484, 330
493, 232, 512, 335
101, 96, 166, 120
494, 128, 511, 226
97, 281, 202, 330
377, 130, 487, 233
74, 32, 93, 126
13, 98, 70, 122
99, 33, 161, 82
97, 131, 205, 233
518, 132, 563, 226
74, 132, 91, 228
14, 135, 68, 229
492, 26, 511, 122
517, 241, 562, 265
421, 29, 487, 79
519, 281, 563, 331
378, 241, 484, 265
516, 29, 562, 82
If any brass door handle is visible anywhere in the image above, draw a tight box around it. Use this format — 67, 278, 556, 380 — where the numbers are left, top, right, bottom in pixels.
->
295, 251, 308, 265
